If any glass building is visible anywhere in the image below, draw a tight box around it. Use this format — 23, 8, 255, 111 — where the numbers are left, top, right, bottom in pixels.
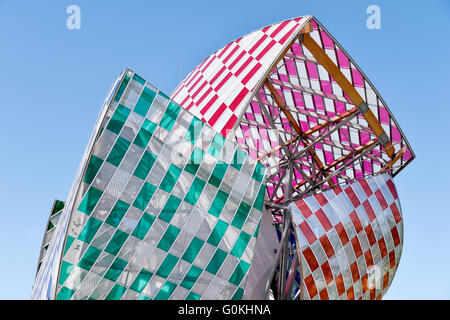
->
32, 15, 414, 300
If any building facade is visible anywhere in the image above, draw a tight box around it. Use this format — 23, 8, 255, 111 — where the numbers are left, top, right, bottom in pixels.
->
32, 15, 414, 300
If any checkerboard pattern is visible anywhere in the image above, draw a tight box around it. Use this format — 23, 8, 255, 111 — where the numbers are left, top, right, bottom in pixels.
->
32, 15, 414, 301
237, 17, 413, 200
171, 16, 310, 137
52, 69, 267, 300
290, 173, 403, 300
171, 15, 414, 201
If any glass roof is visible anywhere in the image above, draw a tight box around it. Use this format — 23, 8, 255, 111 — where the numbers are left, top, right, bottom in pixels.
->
171, 15, 414, 202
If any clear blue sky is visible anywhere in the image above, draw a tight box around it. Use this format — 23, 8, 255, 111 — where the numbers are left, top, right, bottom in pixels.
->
0, 0, 448, 300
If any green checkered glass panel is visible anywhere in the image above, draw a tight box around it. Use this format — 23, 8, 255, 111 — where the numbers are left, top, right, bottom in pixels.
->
56, 69, 267, 300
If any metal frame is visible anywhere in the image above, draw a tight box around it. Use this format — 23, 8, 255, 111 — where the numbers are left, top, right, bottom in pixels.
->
237, 19, 413, 300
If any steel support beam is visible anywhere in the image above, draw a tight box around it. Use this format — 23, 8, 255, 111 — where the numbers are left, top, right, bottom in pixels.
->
258, 107, 359, 162
264, 216, 292, 299
299, 140, 380, 197
290, 111, 361, 166
284, 248, 298, 299
274, 138, 379, 202
258, 136, 299, 162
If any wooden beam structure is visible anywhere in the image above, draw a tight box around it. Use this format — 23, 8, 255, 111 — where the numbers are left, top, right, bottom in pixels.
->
302, 107, 358, 137
264, 80, 325, 172
257, 136, 299, 162
381, 146, 406, 173
302, 33, 395, 158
